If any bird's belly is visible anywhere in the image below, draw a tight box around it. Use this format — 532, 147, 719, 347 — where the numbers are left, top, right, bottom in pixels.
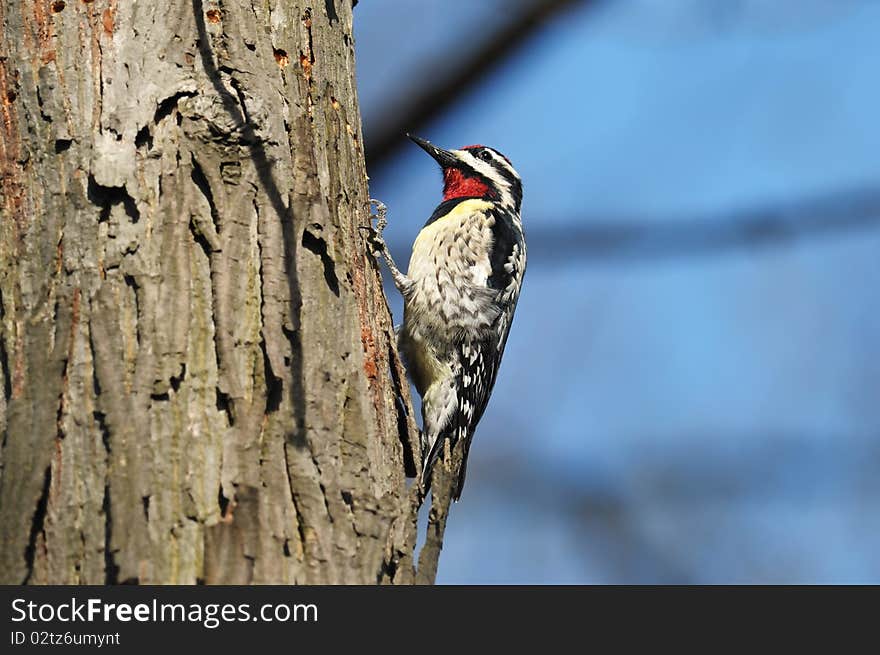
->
398, 325, 449, 396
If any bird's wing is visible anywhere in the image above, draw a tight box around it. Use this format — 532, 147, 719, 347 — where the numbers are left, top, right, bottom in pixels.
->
450, 211, 526, 498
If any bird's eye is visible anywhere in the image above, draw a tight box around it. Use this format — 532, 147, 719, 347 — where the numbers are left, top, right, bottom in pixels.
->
478, 149, 492, 162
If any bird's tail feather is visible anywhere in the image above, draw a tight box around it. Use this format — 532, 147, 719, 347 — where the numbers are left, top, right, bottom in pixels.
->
420, 429, 473, 502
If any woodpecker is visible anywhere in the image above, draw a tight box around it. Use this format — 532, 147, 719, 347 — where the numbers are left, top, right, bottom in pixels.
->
368, 135, 526, 500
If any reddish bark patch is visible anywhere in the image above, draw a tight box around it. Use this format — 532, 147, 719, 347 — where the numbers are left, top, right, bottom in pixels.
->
273, 48, 289, 68
102, 8, 114, 34
299, 53, 312, 80
350, 248, 386, 437
0, 60, 26, 233
31, 0, 56, 63
361, 326, 378, 380
206, 9, 221, 23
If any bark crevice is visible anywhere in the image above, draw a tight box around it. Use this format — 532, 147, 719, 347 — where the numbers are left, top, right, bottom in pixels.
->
102, 485, 119, 584
301, 228, 340, 296
22, 466, 51, 584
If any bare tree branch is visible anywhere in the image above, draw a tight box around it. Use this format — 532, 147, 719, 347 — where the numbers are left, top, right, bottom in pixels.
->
364, 0, 591, 168
524, 187, 880, 264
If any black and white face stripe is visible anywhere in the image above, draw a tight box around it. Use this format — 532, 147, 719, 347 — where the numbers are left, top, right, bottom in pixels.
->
455, 146, 523, 213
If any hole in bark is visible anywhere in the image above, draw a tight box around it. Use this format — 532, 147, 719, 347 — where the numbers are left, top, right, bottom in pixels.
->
215, 388, 232, 424
324, 0, 338, 23
218, 488, 230, 516
170, 363, 186, 391
299, 53, 311, 77
206, 8, 221, 23
282, 540, 291, 557
23, 467, 51, 584
155, 91, 196, 125
87, 175, 140, 223
341, 490, 353, 507
273, 48, 289, 68
150, 392, 170, 401
142, 496, 150, 520
245, 41, 255, 51
5, 90, 16, 102
51, 0, 65, 12
301, 229, 340, 297
54, 138, 72, 153
134, 124, 152, 150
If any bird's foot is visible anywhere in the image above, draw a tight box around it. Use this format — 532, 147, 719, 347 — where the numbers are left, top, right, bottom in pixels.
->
370, 198, 388, 234
360, 198, 389, 256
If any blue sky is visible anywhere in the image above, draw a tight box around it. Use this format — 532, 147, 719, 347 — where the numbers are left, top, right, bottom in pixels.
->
355, 0, 880, 583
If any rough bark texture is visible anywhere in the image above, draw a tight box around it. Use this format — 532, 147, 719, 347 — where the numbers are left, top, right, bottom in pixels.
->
0, 0, 459, 585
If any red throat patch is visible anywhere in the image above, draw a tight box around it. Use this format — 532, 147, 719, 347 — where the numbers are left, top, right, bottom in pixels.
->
442, 168, 490, 201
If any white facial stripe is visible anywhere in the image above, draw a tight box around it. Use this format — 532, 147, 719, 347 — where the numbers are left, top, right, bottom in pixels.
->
486, 149, 519, 181
454, 149, 517, 208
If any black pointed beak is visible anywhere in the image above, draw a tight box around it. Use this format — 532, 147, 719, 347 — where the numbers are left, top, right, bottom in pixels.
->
407, 134, 458, 168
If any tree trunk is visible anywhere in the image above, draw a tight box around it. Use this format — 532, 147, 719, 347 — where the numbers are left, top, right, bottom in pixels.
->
0, 0, 455, 584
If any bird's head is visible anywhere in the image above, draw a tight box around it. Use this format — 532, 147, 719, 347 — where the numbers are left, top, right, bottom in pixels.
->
408, 134, 522, 212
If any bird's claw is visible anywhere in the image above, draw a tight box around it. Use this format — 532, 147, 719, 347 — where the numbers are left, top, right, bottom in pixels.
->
369, 198, 388, 234
361, 199, 389, 258
358, 225, 382, 256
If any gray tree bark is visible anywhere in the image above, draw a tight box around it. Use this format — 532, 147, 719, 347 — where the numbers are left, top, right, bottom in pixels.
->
0, 0, 458, 585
